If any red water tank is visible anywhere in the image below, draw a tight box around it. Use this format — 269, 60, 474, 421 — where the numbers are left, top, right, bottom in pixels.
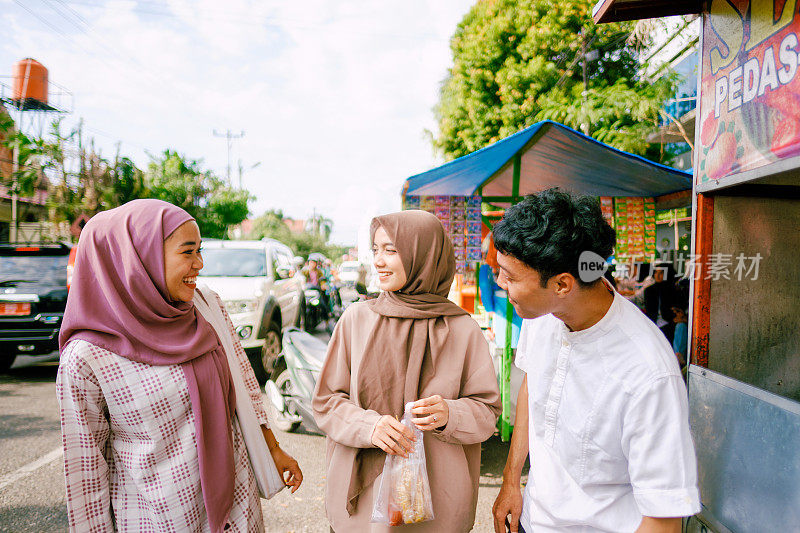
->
12, 58, 48, 104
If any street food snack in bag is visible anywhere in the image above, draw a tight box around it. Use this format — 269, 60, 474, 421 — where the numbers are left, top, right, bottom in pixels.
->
371, 402, 435, 525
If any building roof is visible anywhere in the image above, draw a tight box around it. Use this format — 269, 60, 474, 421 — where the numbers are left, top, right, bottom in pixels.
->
592, 0, 702, 24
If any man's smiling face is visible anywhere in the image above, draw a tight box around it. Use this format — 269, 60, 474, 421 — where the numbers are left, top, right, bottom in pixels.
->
495, 251, 558, 319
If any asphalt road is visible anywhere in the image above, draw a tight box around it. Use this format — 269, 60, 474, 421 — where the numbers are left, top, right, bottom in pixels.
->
0, 352, 68, 533
260, 409, 518, 533
0, 338, 523, 533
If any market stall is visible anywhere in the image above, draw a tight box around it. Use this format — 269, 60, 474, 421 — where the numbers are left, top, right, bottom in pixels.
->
596, 1, 800, 531
402, 119, 692, 439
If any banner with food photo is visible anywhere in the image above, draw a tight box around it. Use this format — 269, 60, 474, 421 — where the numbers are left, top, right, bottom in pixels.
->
600, 196, 615, 227
404, 195, 482, 274
613, 197, 656, 262
698, 0, 800, 184
404, 196, 420, 210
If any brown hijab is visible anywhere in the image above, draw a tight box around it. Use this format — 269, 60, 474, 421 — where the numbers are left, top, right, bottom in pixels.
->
347, 210, 467, 513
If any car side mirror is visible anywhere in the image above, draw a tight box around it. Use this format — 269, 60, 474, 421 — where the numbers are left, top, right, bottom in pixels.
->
275, 265, 293, 280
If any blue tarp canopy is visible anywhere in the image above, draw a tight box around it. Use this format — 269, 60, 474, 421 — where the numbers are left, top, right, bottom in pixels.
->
404, 120, 692, 205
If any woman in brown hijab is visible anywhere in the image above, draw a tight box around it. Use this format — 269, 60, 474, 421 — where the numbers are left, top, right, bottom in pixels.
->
313, 210, 501, 532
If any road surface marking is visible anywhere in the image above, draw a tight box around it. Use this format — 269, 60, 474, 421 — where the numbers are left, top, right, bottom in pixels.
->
0, 447, 63, 491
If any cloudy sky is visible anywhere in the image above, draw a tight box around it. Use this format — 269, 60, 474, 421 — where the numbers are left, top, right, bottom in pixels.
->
1, 0, 475, 244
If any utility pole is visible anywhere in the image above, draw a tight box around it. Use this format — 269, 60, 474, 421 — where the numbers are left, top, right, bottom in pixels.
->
213, 129, 244, 186
581, 28, 589, 136
10, 66, 29, 243
237, 159, 260, 190
580, 28, 600, 137
10, 139, 19, 242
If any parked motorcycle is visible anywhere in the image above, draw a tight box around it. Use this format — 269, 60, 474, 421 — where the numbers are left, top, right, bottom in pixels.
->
303, 285, 328, 332
264, 328, 326, 434
325, 280, 343, 320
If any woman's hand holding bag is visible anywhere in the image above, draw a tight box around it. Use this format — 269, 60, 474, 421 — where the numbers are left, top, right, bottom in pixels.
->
371, 415, 416, 458
371, 403, 435, 525
370, 393, 450, 458
410, 395, 449, 431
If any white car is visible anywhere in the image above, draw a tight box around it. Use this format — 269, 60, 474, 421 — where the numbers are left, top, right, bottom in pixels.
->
198, 239, 304, 383
337, 261, 366, 286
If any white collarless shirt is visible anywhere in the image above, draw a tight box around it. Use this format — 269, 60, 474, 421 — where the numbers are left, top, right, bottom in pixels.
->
516, 287, 700, 532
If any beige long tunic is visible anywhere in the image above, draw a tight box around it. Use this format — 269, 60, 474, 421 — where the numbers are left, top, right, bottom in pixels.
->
313, 302, 501, 533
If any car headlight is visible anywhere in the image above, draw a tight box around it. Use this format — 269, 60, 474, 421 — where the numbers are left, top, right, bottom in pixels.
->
236, 325, 253, 339
225, 299, 259, 314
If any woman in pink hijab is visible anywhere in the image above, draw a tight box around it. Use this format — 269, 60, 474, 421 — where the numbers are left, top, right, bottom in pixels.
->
57, 199, 302, 532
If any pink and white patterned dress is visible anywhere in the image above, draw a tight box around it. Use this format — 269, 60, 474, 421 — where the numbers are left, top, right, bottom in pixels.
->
57, 295, 270, 532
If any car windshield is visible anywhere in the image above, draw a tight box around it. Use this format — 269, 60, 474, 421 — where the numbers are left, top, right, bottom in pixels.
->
0, 255, 69, 286
200, 248, 267, 277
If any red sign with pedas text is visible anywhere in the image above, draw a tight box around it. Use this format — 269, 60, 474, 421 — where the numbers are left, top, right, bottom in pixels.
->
698, 0, 800, 184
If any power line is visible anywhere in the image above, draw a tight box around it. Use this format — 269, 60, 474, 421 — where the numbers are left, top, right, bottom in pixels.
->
37, 0, 180, 91
11, 0, 142, 89
8, 0, 188, 111
44, 0, 89, 31
59, 0, 451, 42
82, 125, 151, 152
12, 0, 74, 40
52, 0, 90, 27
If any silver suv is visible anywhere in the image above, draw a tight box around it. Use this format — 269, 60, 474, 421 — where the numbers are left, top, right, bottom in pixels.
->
197, 239, 304, 384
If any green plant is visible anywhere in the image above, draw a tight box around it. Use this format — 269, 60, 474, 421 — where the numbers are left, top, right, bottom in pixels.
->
431, 0, 677, 162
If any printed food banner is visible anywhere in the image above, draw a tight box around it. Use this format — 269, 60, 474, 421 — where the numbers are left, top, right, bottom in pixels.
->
613, 197, 656, 262
404, 196, 483, 274
600, 197, 614, 227
698, 0, 800, 184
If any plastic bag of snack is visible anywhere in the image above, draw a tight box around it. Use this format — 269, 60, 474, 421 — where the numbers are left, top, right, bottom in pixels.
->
371, 402, 435, 525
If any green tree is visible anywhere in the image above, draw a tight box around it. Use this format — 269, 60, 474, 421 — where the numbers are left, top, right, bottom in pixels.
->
103, 154, 148, 207
248, 209, 348, 260
146, 150, 252, 239
0, 112, 48, 198
248, 209, 294, 243
306, 212, 333, 240
45, 119, 127, 226
2, 114, 253, 241
432, 0, 675, 161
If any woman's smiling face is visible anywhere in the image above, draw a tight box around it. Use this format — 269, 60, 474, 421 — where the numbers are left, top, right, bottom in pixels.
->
163, 220, 203, 302
372, 226, 407, 292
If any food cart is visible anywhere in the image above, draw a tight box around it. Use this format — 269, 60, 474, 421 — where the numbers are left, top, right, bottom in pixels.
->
402, 119, 692, 440
595, 1, 800, 530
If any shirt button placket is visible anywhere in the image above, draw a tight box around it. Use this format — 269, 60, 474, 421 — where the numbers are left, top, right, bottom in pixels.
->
544, 338, 571, 445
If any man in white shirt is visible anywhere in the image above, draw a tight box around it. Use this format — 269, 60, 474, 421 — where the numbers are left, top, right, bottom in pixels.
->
491, 189, 700, 533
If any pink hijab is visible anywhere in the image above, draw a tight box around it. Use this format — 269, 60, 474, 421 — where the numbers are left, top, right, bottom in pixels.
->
59, 199, 236, 533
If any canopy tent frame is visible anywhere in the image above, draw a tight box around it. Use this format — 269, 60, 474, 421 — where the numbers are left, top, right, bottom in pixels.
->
403, 120, 692, 440
404, 120, 692, 205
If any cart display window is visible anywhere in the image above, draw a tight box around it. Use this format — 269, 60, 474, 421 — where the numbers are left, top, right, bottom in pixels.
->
706, 193, 800, 402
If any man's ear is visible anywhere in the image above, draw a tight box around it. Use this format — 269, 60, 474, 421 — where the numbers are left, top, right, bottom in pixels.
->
551, 273, 577, 298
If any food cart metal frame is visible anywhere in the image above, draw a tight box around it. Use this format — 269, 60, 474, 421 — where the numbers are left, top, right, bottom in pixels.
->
596, 1, 800, 530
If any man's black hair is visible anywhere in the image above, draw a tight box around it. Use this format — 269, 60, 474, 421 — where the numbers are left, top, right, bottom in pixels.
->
492, 188, 616, 287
